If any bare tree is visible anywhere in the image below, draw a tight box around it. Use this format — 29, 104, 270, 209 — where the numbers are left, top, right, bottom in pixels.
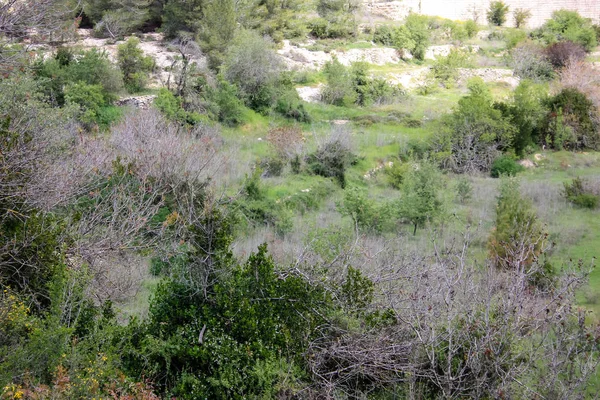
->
0, 0, 79, 73
305, 224, 597, 398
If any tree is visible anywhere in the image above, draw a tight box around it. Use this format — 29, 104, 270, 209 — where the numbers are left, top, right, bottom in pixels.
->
508, 80, 548, 156
433, 78, 515, 173
488, 178, 547, 273
223, 30, 283, 113
321, 57, 356, 107
513, 8, 531, 28
487, 1, 509, 26
398, 160, 444, 235
198, 0, 237, 69
405, 13, 430, 61
0, 0, 77, 74
161, 0, 203, 38
544, 88, 599, 150
82, 0, 152, 38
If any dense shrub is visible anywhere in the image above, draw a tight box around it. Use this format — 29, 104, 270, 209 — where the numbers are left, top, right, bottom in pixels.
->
490, 155, 524, 178
311, 0, 359, 38
544, 88, 598, 150
431, 48, 471, 87
83, 0, 150, 38
224, 31, 283, 113
321, 57, 356, 106
432, 78, 515, 173
507, 80, 548, 156
504, 28, 528, 49
306, 129, 354, 187
487, 1, 509, 26
65, 82, 121, 129
117, 38, 155, 93
405, 14, 430, 60
339, 187, 395, 233
563, 177, 599, 209
398, 161, 444, 235
532, 10, 597, 51
455, 177, 473, 204
488, 178, 547, 273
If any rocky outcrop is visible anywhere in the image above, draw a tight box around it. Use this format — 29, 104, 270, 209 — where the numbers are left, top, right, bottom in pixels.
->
116, 95, 157, 109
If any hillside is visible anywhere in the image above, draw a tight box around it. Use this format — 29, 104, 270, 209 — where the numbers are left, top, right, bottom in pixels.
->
1, 1, 600, 399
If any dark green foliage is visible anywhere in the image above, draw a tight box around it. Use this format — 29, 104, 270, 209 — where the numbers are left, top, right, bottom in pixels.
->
65, 82, 122, 129
431, 48, 471, 87
372, 24, 415, 57
224, 31, 282, 113
506, 80, 548, 156
563, 177, 599, 209
306, 138, 354, 188
161, 0, 203, 38
385, 161, 410, 189
487, 1, 509, 26
153, 88, 204, 126
127, 243, 331, 397
532, 10, 598, 51
82, 0, 151, 37
35, 48, 123, 112
322, 60, 402, 107
117, 37, 155, 93
490, 155, 524, 178
236, 170, 293, 236
545, 88, 598, 150
198, 0, 237, 69
488, 179, 546, 272
310, 0, 359, 38
341, 267, 374, 315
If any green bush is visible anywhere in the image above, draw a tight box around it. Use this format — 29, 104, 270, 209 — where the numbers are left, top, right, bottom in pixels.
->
545, 88, 598, 150
339, 187, 395, 233
431, 48, 471, 87
117, 38, 155, 93
487, 1, 509, 26
455, 177, 473, 204
532, 10, 598, 51
571, 194, 599, 209
321, 57, 356, 106
504, 28, 528, 49
563, 177, 599, 209
65, 82, 112, 129
405, 14, 430, 60
153, 88, 204, 126
385, 161, 410, 189
306, 137, 354, 188
490, 155, 524, 178
464, 20, 479, 38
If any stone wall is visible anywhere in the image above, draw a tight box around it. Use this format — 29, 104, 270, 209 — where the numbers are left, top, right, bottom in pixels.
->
366, 0, 600, 28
